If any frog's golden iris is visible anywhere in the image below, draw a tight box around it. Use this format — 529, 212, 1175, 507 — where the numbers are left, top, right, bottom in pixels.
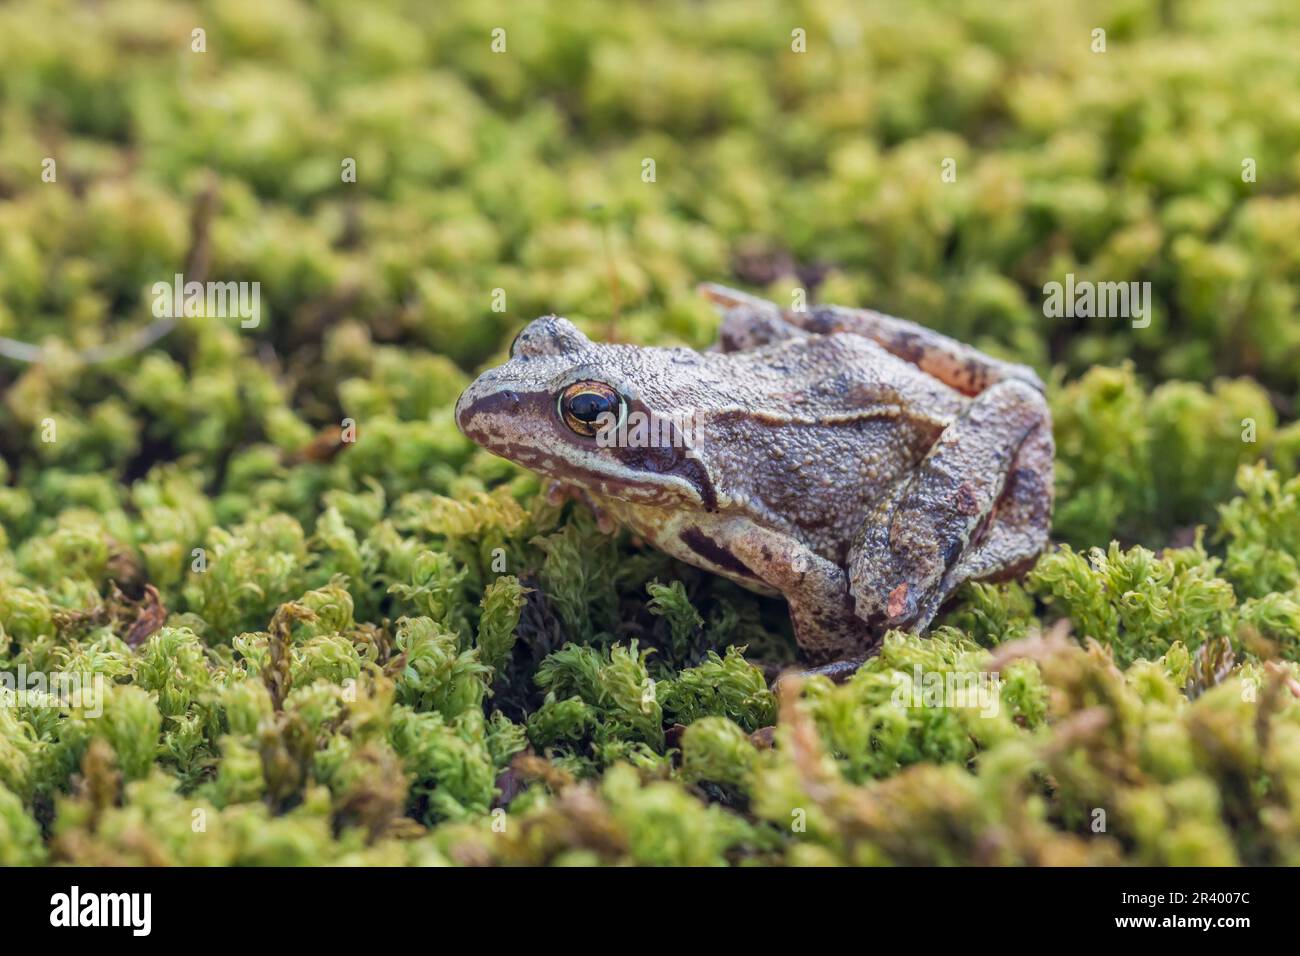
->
558, 381, 623, 437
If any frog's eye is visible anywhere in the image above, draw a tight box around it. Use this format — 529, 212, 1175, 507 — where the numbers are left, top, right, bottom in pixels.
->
558, 381, 624, 438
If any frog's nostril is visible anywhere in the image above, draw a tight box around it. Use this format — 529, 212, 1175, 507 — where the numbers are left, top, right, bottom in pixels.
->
456, 388, 524, 436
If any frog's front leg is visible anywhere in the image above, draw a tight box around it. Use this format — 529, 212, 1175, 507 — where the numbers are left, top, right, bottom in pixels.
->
697, 519, 876, 663
848, 379, 1053, 631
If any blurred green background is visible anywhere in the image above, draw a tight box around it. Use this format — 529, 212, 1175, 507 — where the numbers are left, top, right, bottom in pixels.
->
4, 0, 1300, 378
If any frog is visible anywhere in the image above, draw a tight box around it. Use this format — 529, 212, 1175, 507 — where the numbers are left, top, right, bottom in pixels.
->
454, 283, 1053, 673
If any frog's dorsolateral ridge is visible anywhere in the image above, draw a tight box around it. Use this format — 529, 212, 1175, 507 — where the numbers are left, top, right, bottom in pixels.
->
456, 284, 1053, 666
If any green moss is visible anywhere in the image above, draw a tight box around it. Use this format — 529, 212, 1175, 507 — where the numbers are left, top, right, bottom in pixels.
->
679, 717, 759, 788
1050, 365, 1276, 547
1028, 540, 1237, 667
534, 642, 664, 751
392, 616, 490, 718
660, 646, 776, 732
0, 783, 45, 865
98, 685, 163, 782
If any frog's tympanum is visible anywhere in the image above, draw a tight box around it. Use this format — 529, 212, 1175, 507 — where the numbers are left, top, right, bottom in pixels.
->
456, 284, 1053, 668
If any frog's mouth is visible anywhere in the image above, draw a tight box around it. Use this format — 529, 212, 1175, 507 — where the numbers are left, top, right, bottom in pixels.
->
455, 386, 718, 511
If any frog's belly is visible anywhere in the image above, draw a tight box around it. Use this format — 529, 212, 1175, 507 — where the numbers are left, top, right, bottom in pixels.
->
597, 499, 783, 598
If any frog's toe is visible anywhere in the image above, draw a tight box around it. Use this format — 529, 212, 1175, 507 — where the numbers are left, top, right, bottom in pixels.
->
851, 577, 931, 632
885, 581, 918, 625
771, 654, 870, 691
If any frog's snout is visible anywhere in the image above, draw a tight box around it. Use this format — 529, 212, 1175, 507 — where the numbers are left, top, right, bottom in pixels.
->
453, 386, 475, 437
455, 376, 523, 442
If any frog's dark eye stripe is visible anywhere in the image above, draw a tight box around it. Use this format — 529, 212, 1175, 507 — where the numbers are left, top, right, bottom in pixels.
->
509, 328, 525, 357
558, 381, 624, 437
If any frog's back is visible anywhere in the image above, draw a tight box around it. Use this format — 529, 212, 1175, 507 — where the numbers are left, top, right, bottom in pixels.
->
694, 333, 968, 563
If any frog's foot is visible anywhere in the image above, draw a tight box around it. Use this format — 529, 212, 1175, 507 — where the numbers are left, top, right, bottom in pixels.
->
771, 654, 870, 693
543, 480, 572, 507
847, 379, 1053, 632
544, 480, 618, 533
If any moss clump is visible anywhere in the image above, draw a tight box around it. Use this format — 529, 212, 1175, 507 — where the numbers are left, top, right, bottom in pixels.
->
1050, 365, 1277, 547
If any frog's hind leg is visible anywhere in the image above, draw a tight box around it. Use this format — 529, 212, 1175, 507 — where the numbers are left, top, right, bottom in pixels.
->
769, 423, 1050, 683
796, 304, 1045, 396
910, 417, 1054, 627
698, 283, 780, 315
698, 283, 809, 352
699, 282, 1043, 394
847, 379, 1053, 633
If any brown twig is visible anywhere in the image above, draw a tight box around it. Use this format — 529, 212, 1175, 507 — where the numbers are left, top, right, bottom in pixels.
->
0, 176, 220, 365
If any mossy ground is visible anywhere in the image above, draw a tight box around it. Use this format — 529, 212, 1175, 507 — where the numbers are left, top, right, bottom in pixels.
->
3, 0, 1300, 865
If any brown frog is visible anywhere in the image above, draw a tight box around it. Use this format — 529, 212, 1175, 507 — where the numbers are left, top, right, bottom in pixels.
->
455, 284, 1053, 670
